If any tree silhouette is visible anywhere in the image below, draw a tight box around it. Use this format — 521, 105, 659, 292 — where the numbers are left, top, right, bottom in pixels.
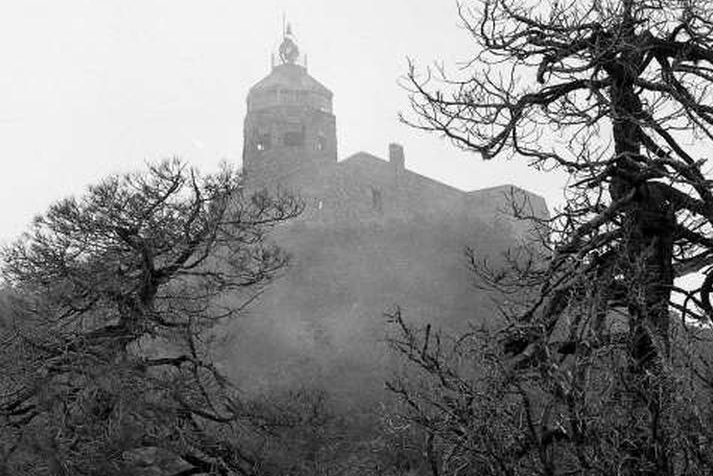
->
0, 159, 302, 475
392, 1, 713, 474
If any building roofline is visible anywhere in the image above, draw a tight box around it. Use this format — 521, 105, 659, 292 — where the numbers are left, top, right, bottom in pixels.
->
338, 152, 464, 195
339, 152, 547, 205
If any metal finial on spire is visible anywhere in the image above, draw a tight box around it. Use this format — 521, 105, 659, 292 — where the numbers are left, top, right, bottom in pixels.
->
278, 20, 300, 64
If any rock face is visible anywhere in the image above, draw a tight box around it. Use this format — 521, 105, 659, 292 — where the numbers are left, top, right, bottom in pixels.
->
221, 34, 548, 406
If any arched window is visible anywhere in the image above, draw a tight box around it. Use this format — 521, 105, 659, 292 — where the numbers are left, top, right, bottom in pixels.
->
254, 131, 271, 151
316, 133, 327, 151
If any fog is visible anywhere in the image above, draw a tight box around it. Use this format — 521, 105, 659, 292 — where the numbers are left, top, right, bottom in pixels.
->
0, 0, 566, 245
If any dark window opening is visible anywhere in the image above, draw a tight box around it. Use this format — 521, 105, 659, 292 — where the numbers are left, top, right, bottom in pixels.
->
283, 127, 305, 147
254, 132, 271, 151
371, 187, 383, 213
316, 134, 327, 151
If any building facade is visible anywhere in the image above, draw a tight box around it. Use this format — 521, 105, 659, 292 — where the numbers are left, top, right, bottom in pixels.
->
222, 28, 548, 405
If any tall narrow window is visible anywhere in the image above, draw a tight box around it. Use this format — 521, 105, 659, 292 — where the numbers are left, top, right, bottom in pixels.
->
371, 187, 383, 213
316, 133, 327, 151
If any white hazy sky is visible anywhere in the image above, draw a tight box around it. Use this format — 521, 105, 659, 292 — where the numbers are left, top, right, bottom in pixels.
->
0, 0, 567, 245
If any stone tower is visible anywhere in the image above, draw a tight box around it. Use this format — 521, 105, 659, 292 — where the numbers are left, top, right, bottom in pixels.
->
226, 22, 550, 412
242, 25, 337, 191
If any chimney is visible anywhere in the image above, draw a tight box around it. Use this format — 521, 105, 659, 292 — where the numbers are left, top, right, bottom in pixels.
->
389, 143, 405, 170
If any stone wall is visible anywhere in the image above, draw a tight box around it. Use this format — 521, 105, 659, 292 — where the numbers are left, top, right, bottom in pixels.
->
227, 144, 548, 410
219, 211, 517, 407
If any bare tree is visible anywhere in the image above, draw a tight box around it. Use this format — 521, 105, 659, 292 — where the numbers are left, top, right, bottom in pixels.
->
0, 159, 302, 475
390, 0, 713, 474
388, 291, 713, 475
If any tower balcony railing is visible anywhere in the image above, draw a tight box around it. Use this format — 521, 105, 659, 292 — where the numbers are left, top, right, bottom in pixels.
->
247, 89, 332, 113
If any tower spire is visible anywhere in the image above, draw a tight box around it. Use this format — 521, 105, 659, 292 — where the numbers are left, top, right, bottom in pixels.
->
278, 18, 300, 65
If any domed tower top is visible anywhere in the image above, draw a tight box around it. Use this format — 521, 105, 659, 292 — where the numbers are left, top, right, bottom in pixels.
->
247, 24, 332, 113
243, 23, 337, 190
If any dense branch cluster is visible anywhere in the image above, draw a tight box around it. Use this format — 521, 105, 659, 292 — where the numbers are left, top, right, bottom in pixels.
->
392, 1, 713, 474
0, 159, 302, 475
406, 0, 713, 323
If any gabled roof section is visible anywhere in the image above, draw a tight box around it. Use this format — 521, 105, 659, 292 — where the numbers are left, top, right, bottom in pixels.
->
338, 152, 465, 196
338, 151, 549, 220
467, 183, 522, 195
467, 184, 549, 219
338, 151, 383, 167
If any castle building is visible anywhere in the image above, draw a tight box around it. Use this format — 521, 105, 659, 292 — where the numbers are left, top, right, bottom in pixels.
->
224, 27, 548, 404
242, 25, 337, 192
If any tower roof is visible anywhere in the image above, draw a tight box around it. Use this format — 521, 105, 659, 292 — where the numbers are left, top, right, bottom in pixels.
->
249, 63, 331, 97
247, 23, 332, 112
249, 22, 331, 97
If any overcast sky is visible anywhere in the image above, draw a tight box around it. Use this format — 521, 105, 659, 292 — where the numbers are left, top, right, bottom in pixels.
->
0, 0, 567, 245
